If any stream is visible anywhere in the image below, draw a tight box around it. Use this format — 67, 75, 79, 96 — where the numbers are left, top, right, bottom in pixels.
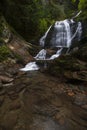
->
0, 70, 87, 130
22, 71, 87, 130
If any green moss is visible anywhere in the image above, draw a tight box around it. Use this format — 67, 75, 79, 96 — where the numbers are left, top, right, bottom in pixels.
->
0, 45, 11, 62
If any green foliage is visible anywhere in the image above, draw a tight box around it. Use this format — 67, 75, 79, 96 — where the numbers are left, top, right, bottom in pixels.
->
0, 0, 66, 43
71, 0, 87, 20
0, 15, 5, 36
0, 45, 11, 62
39, 18, 48, 34
78, 0, 87, 20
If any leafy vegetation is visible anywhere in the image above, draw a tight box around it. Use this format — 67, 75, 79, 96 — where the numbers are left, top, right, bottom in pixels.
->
0, 0, 86, 43
72, 0, 87, 20
0, 0, 66, 43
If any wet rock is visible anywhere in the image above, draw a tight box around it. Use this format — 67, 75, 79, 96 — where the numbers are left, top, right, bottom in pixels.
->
46, 49, 56, 57
81, 104, 87, 110
73, 43, 87, 62
0, 96, 4, 106
7, 91, 19, 100
0, 64, 4, 73
58, 117, 65, 125
74, 93, 87, 106
67, 90, 75, 96
0, 75, 14, 83
0, 81, 3, 88
2, 82, 13, 87
64, 71, 87, 82
9, 99, 21, 110
1, 111, 18, 130
0, 86, 5, 95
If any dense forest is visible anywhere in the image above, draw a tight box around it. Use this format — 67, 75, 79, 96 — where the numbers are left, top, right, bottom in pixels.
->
0, 0, 87, 130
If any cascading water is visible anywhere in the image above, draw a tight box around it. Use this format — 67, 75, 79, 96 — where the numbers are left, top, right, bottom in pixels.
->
20, 62, 39, 71
20, 16, 82, 71
34, 49, 47, 60
40, 26, 52, 47
41, 19, 82, 48
50, 19, 72, 48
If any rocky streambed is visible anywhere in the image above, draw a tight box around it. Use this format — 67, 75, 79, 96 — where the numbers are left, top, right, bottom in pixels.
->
0, 62, 87, 130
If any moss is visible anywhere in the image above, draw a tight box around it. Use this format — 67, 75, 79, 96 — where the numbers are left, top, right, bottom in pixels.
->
0, 45, 11, 62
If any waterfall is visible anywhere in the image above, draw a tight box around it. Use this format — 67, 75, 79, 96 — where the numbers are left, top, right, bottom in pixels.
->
20, 18, 82, 71
51, 19, 71, 48
40, 25, 52, 47
34, 49, 47, 60
50, 48, 63, 60
40, 19, 82, 48
20, 62, 39, 71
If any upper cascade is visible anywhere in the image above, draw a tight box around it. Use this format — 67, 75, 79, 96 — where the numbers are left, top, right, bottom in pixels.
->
40, 19, 82, 48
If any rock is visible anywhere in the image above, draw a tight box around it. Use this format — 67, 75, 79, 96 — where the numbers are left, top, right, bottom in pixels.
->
0, 85, 5, 95
0, 64, 4, 72
0, 75, 14, 83
9, 99, 21, 110
7, 91, 18, 100
46, 49, 56, 57
2, 82, 13, 87
0, 96, 4, 106
81, 104, 87, 110
73, 43, 87, 62
74, 93, 87, 106
58, 117, 65, 125
7, 35, 34, 64
0, 81, 3, 87
67, 91, 75, 96
54, 113, 65, 125
1, 111, 18, 130
0, 90, 5, 96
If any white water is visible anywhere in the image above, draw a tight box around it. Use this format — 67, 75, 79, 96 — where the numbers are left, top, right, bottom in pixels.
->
70, 21, 82, 42
20, 17, 82, 71
20, 62, 39, 71
34, 49, 47, 60
40, 19, 72, 48
50, 48, 63, 60
40, 25, 52, 47
40, 19, 82, 48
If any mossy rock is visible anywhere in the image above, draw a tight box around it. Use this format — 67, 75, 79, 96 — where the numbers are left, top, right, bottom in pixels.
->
72, 42, 87, 62
47, 54, 87, 81
0, 45, 11, 62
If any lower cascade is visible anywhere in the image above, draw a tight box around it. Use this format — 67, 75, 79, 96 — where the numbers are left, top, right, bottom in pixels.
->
20, 62, 39, 71
20, 18, 82, 71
